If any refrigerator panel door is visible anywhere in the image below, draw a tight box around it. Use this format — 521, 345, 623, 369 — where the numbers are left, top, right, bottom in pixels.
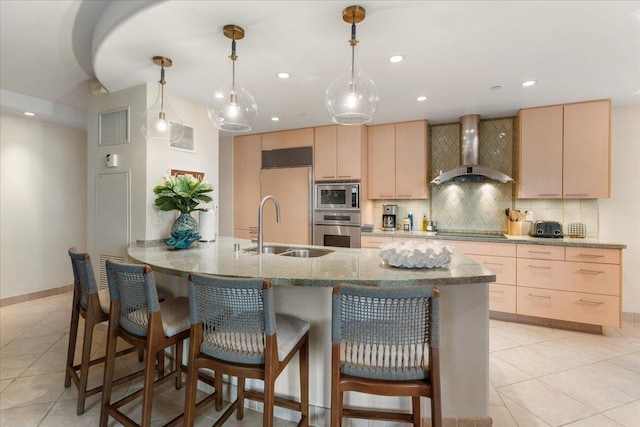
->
261, 167, 311, 245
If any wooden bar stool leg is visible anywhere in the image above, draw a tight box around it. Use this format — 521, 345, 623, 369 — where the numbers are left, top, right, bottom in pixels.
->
175, 341, 183, 389
263, 374, 275, 427
411, 396, 421, 427
299, 337, 309, 426
141, 343, 158, 427
237, 377, 245, 419
65, 290, 81, 388
100, 310, 119, 427
77, 310, 96, 414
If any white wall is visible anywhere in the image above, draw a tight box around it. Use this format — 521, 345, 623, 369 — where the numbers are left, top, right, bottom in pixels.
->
600, 104, 640, 313
0, 114, 87, 299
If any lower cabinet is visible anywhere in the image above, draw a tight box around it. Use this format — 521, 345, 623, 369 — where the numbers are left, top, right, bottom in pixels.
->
452, 241, 517, 314
516, 244, 621, 327
361, 235, 394, 248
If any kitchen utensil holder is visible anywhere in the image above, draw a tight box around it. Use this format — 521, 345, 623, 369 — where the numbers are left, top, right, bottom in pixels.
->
508, 221, 522, 236
567, 223, 586, 238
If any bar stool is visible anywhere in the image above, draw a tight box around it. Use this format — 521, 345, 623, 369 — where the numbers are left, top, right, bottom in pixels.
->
100, 260, 191, 427
330, 283, 442, 427
65, 248, 141, 415
183, 273, 309, 427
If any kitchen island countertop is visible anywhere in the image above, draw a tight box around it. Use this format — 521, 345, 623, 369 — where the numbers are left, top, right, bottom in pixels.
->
128, 236, 496, 286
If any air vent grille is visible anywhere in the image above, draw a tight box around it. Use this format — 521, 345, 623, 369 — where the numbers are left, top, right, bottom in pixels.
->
99, 107, 129, 145
262, 146, 313, 169
170, 123, 195, 152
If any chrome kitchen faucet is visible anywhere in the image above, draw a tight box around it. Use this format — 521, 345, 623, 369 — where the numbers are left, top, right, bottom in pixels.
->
257, 195, 281, 254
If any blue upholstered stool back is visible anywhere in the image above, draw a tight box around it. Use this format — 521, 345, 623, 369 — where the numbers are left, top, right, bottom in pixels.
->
332, 284, 440, 381
68, 248, 99, 311
188, 274, 276, 365
105, 260, 160, 337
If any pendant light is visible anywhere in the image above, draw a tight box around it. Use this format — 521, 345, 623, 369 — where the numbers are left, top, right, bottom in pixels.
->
208, 25, 258, 132
325, 5, 379, 125
139, 56, 184, 142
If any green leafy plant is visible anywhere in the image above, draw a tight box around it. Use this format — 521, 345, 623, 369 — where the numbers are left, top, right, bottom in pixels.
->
153, 174, 213, 214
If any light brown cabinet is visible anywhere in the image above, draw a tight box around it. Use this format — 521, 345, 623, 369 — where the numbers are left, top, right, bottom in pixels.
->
367, 120, 428, 199
233, 134, 262, 238
451, 241, 517, 314
314, 125, 366, 181
516, 244, 621, 327
360, 235, 394, 248
261, 128, 313, 150
517, 99, 610, 199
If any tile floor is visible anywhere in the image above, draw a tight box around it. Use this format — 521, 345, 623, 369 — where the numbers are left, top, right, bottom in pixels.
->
1, 292, 639, 426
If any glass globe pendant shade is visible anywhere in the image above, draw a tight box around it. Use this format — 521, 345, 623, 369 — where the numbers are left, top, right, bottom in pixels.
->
139, 56, 184, 143
207, 79, 258, 132
325, 49, 379, 125
140, 83, 185, 142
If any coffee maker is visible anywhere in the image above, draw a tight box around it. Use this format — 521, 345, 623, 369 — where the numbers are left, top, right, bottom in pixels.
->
382, 204, 398, 231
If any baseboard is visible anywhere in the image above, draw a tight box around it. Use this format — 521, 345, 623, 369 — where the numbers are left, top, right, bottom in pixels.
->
490, 311, 603, 334
0, 284, 73, 307
622, 311, 640, 323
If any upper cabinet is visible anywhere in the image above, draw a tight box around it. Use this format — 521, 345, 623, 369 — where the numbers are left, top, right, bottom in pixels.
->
517, 100, 610, 199
261, 128, 313, 150
368, 120, 428, 199
314, 125, 366, 181
233, 134, 262, 239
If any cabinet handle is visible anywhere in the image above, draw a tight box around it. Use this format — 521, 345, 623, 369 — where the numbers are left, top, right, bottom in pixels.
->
538, 193, 560, 197
484, 262, 504, 266
578, 269, 605, 275
528, 293, 551, 299
565, 193, 589, 197
321, 175, 335, 178
489, 289, 504, 294
577, 254, 605, 258
529, 250, 552, 255
578, 299, 604, 306
529, 265, 552, 269
380, 195, 394, 198
337, 175, 352, 178
396, 194, 411, 198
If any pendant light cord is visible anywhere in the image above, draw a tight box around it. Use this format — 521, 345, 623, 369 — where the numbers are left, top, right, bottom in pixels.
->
159, 66, 166, 119
230, 38, 237, 91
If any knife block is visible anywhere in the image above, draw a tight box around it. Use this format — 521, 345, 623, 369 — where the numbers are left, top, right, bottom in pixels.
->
508, 221, 522, 236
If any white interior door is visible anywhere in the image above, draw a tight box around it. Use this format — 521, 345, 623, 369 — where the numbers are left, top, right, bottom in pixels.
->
96, 172, 130, 289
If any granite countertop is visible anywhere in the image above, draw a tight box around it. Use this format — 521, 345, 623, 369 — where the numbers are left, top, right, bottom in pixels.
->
128, 236, 496, 287
363, 229, 626, 249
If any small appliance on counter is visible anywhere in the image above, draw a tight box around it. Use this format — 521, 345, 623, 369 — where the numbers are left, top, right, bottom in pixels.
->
382, 204, 397, 231
530, 221, 563, 238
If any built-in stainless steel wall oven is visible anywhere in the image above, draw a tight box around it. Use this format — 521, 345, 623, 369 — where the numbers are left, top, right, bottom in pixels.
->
313, 182, 361, 248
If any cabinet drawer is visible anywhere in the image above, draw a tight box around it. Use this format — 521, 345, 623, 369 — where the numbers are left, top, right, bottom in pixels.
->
517, 287, 620, 327
453, 241, 516, 257
489, 283, 516, 314
517, 244, 565, 260
565, 262, 620, 296
565, 247, 620, 265
361, 236, 393, 248
517, 259, 564, 289
468, 254, 516, 285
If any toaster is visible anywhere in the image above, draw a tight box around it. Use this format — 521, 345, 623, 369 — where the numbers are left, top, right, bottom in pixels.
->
530, 221, 563, 238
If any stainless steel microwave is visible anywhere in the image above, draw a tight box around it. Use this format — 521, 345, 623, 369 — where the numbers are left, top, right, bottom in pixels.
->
315, 182, 360, 210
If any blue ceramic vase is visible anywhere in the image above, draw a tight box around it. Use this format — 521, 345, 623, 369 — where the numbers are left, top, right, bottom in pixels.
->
166, 213, 200, 249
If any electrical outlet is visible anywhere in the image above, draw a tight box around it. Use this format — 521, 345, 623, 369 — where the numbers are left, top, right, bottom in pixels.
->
525, 210, 533, 221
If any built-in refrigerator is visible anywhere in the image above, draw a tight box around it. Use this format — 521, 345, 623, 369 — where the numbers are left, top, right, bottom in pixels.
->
260, 147, 313, 245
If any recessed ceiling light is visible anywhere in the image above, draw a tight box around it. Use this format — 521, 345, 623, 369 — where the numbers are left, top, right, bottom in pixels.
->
23, 111, 35, 116
277, 72, 290, 79
388, 55, 404, 63
416, 96, 427, 102
271, 116, 280, 121
490, 85, 502, 91
521, 80, 537, 87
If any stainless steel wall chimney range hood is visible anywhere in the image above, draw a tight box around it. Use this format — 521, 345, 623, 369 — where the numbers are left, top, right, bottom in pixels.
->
430, 114, 514, 185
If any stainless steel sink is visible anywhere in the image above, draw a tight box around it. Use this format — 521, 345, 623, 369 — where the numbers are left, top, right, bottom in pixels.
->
244, 245, 333, 258
279, 248, 333, 258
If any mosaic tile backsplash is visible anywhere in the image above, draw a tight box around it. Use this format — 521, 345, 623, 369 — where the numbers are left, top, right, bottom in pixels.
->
378, 117, 600, 237
430, 118, 514, 233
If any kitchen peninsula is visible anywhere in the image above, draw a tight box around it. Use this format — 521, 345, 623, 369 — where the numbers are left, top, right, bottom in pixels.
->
129, 236, 496, 426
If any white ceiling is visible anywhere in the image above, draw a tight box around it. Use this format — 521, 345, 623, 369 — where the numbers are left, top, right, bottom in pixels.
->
1, 0, 639, 133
